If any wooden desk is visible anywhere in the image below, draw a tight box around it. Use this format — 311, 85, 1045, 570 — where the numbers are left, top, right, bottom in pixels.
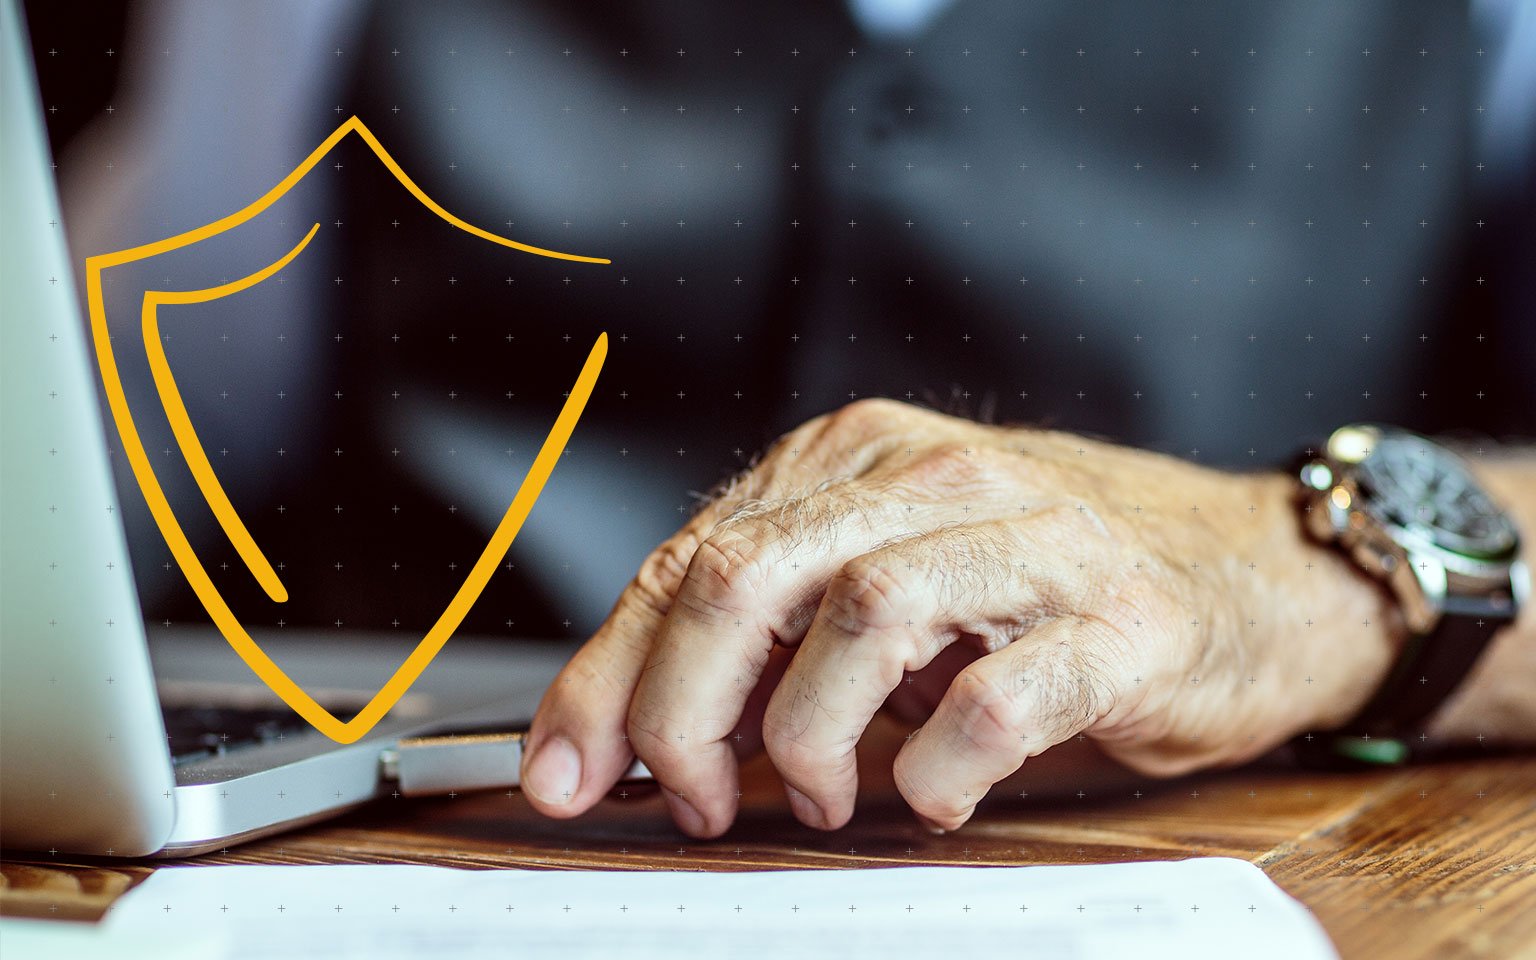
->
5, 721, 1534, 958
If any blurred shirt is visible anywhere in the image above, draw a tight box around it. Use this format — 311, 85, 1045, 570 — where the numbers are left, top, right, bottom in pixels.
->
71, 0, 1536, 639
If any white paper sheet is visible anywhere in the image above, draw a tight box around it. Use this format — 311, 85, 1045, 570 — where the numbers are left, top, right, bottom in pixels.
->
22, 857, 1337, 959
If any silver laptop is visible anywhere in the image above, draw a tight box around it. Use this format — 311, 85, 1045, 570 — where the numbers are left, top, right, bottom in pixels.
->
0, 1, 592, 858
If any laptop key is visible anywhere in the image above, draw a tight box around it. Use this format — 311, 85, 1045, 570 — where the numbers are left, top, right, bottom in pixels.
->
163, 705, 312, 765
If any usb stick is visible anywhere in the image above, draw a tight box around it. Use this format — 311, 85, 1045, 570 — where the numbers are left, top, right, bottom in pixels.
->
379, 731, 651, 797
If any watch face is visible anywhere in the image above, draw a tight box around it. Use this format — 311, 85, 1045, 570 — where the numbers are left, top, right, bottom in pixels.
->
1355, 434, 1519, 559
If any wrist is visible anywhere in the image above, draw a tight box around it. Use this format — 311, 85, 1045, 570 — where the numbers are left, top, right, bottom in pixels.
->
1243, 471, 1404, 735
1425, 458, 1536, 744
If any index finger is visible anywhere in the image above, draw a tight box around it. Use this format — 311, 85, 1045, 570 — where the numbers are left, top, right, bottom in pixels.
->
624, 484, 943, 837
520, 529, 692, 815
520, 418, 848, 815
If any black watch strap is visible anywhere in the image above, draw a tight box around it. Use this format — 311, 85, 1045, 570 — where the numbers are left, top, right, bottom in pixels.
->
1294, 596, 1515, 767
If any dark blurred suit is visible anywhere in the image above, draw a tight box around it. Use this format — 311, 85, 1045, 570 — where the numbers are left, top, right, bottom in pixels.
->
58, 0, 1535, 638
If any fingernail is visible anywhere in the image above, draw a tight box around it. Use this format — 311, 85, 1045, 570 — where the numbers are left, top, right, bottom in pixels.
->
524, 736, 582, 806
664, 789, 710, 836
784, 785, 827, 829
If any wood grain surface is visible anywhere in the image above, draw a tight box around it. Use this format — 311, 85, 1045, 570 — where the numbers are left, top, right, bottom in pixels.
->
5, 717, 1534, 959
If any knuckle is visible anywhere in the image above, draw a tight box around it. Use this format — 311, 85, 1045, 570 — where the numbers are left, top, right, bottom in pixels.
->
948, 663, 1034, 750
680, 531, 770, 616
1012, 638, 1111, 746
901, 442, 992, 492
630, 534, 700, 615
625, 699, 689, 768
822, 559, 918, 634
557, 646, 633, 707
817, 398, 911, 456
829, 397, 904, 433
780, 412, 833, 446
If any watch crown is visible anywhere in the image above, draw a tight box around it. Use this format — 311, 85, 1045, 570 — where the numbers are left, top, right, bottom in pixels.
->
1327, 424, 1379, 464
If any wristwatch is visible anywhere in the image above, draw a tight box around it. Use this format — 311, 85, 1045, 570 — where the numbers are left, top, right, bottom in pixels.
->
1293, 424, 1528, 765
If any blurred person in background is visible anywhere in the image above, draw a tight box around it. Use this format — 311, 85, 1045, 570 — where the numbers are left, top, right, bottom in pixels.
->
35, 0, 1536, 836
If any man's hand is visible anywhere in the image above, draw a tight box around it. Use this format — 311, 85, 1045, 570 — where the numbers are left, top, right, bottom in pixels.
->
520, 400, 1400, 836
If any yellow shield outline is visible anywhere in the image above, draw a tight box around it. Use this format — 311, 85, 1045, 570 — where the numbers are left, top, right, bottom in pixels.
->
85, 116, 609, 744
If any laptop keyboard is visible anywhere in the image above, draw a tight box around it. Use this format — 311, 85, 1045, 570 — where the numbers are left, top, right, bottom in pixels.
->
162, 704, 312, 766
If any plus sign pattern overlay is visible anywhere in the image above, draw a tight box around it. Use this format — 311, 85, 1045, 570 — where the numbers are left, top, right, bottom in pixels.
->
31, 4, 1530, 641
17, 0, 1533, 923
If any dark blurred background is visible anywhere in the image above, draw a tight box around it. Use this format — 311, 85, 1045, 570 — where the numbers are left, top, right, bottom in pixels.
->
26, 0, 1536, 641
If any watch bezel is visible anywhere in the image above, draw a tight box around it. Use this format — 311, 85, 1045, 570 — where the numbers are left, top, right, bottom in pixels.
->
1299, 424, 1523, 633
1350, 430, 1519, 561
